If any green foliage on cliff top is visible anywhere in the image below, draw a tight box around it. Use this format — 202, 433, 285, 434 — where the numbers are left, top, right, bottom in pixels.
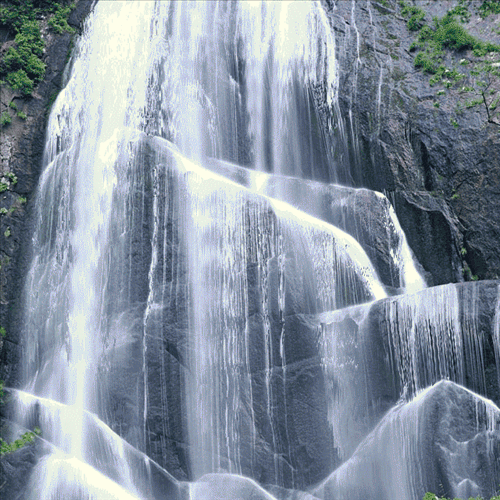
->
0, 0, 75, 95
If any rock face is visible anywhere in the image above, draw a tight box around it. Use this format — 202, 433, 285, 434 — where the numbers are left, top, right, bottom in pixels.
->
0, 0, 95, 388
313, 380, 500, 500
318, 0, 500, 284
206, 158, 426, 292
139, 138, 380, 488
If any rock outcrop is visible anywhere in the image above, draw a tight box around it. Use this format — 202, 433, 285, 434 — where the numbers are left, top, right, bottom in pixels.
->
0, 0, 95, 387
319, 0, 500, 283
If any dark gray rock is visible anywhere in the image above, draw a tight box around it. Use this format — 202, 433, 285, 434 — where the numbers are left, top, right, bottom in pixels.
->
313, 380, 500, 500
316, 280, 500, 464
392, 190, 464, 285
206, 158, 426, 291
0, 438, 40, 500
319, 0, 500, 282
0, 0, 95, 390
0, 417, 51, 500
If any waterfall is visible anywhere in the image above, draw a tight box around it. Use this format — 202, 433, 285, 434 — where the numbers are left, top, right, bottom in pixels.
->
4, 1, 500, 500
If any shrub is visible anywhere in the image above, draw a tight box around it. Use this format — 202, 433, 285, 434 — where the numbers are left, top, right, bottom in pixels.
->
408, 9, 425, 31
479, 0, 500, 18
434, 20, 477, 50
48, 3, 75, 35
400, 4, 426, 31
0, 427, 41, 456
0, 112, 12, 127
414, 49, 444, 74
6, 70, 34, 95
0, 1, 76, 95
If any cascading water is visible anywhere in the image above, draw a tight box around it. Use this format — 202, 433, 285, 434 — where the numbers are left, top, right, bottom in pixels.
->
4, 1, 500, 499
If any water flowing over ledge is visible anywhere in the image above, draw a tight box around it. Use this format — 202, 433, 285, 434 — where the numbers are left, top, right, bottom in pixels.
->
2, 1, 500, 500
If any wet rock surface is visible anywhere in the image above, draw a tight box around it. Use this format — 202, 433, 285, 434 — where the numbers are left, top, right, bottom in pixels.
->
320, 0, 500, 283
313, 379, 500, 500
0, 0, 95, 388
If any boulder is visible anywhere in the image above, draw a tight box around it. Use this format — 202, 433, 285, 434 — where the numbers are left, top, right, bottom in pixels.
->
313, 380, 500, 500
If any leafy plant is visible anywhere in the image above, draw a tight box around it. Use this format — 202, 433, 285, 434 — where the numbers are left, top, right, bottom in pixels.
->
479, 0, 500, 18
0, 112, 12, 127
6, 70, 34, 95
0, 427, 41, 456
5, 172, 18, 185
48, 3, 75, 35
17, 111, 27, 120
0, 1, 76, 95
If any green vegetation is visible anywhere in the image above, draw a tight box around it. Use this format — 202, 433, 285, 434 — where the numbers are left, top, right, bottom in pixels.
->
479, 0, 500, 18
400, 4, 425, 31
400, 0, 500, 125
0, 111, 12, 126
48, 3, 75, 35
406, 8, 500, 73
0, 178, 13, 192
424, 493, 500, 500
0, 1, 76, 95
0, 326, 5, 337
0, 427, 41, 456
17, 111, 27, 120
0, 379, 42, 456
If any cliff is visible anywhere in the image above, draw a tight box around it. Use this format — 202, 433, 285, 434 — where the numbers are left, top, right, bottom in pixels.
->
319, 0, 500, 285
0, 0, 95, 386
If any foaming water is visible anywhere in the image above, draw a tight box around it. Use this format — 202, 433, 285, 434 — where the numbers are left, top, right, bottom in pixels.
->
148, 0, 337, 178
19, 2, 160, 497
27, 452, 141, 500
168, 146, 386, 480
